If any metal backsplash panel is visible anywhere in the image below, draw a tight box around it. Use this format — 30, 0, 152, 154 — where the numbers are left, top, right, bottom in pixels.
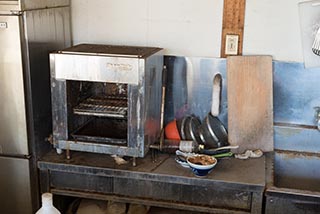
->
164, 56, 320, 152
164, 56, 228, 127
273, 61, 320, 126
274, 125, 320, 153
273, 61, 320, 153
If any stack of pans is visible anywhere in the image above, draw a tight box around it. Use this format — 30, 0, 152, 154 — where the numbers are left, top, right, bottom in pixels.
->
177, 115, 228, 149
178, 116, 202, 144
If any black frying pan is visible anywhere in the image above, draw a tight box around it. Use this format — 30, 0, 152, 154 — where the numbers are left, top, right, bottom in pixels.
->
198, 73, 228, 149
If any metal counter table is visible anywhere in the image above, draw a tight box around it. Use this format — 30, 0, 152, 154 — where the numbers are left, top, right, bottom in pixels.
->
264, 152, 320, 213
38, 150, 266, 214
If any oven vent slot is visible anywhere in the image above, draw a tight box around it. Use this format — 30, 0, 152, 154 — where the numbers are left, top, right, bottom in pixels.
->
73, 96, 128, 118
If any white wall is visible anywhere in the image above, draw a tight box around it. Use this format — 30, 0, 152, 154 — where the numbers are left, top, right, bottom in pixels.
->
71, 0, 307, 62
244, 0, 304, 62
71, 0, 224, 58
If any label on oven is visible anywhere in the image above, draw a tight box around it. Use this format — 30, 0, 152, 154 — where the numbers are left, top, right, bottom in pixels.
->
0, 22, 7, 29
106, 63, 133, 72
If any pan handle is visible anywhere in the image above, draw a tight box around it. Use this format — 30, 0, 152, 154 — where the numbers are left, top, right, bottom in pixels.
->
160, 65, 167, 131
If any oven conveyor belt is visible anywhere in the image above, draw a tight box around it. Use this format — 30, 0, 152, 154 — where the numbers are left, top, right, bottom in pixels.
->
73, 96, 128, 118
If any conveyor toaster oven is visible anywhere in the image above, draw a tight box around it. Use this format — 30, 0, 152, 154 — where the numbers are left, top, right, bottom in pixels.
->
50, 44, 163, 158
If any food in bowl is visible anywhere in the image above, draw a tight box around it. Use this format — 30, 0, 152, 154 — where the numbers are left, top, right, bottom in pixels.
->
188, 155, 216, 166
187, 155, 217, 176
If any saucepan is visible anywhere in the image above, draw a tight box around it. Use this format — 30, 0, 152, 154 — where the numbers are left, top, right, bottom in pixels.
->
198, 73, 228, 149
179, 115, 202, 144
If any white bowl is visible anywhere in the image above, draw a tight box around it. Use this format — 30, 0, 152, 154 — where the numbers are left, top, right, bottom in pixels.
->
187, 155, 217, 176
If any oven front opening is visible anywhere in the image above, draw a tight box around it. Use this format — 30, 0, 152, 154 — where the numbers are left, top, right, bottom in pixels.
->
67, 81, 129, 146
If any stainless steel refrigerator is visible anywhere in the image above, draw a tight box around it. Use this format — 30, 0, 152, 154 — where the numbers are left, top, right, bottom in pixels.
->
0, 1, 71, 213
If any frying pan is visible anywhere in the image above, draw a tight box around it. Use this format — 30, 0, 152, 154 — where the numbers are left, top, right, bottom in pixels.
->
198, 73, 228, 149
179, 115, 202, 144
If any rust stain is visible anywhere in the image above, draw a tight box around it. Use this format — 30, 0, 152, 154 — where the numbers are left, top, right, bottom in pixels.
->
276, 149, 320, 160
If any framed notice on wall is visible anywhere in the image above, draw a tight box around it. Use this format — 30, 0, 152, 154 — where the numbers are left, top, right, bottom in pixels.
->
299, 0, 320, 68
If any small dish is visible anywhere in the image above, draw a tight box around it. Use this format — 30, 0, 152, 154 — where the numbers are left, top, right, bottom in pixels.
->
175, 150, 195, 168
187, 155, 217, 176
175, 157, 190, 168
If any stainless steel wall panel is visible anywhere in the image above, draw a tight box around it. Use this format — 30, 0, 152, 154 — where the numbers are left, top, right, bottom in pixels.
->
274, 125, 320, 153
163, 57, 320, 154
164, 58, 320, 129
0, 156, 32, 214
0, 15, 29, 155
24, 7, 71, 48
163, 56, 228, 127
273, 61, 320, 126
23, 7, 72, 156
